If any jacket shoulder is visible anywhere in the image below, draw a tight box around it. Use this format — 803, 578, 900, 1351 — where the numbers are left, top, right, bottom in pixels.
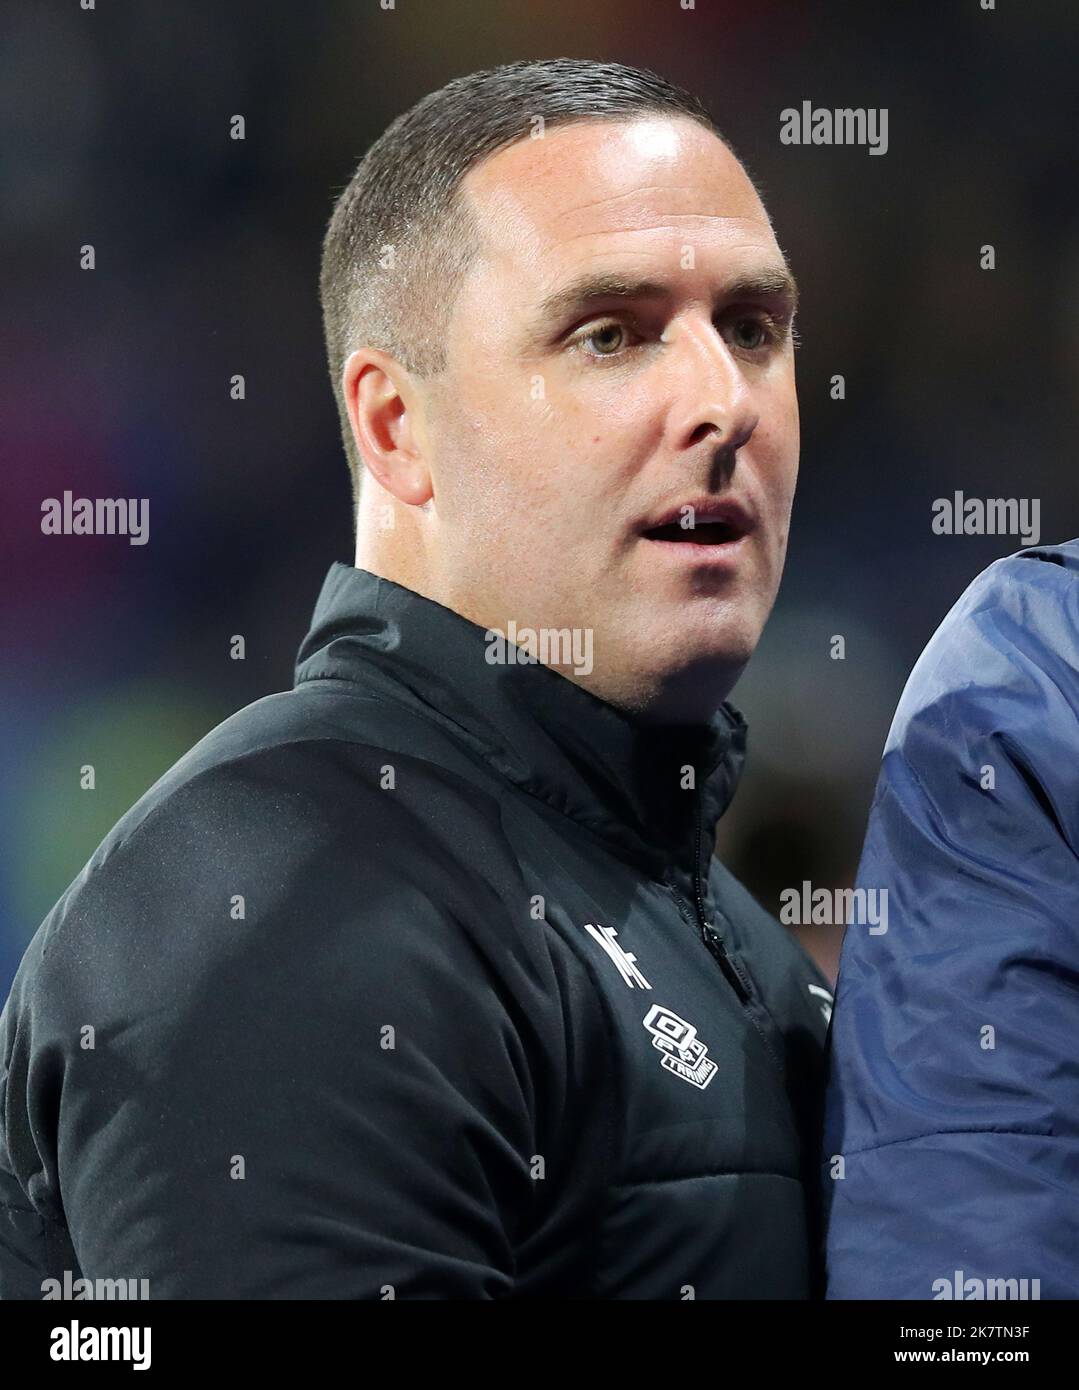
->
889, 540, 1079, 741
0, 688, 579, 1295
880, 539, 1079, 851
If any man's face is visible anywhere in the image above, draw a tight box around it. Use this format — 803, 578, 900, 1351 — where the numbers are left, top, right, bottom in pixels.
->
418, 115, 800, 722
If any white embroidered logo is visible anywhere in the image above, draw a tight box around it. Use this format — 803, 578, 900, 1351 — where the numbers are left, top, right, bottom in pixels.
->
642, 1005, 717, 1090
583, 922, 651, 989
808, 983, 834, 1026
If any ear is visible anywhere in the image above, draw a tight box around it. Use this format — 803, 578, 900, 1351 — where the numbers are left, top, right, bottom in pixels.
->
342, 348, 433, 506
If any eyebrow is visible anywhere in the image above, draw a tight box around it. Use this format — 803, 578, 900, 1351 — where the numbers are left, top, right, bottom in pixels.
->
525, 266, 800, 346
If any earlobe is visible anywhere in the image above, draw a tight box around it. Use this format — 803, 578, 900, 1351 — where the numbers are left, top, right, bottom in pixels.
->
345, 349, 433, 507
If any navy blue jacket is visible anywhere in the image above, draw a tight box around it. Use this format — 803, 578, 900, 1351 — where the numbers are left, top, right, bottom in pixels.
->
823, 541, 1079, 1299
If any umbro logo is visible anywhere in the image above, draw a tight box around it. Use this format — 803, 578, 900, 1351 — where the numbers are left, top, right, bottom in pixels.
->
582, 922, 651, 989
642, 1005, 717, 1090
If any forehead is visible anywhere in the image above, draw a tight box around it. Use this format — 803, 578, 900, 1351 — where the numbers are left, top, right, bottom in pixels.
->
459, 116, 777, 283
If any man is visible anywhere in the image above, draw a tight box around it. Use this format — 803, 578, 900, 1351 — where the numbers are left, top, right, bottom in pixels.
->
823, 540, 1079, 1299
1, 59, 831, 1299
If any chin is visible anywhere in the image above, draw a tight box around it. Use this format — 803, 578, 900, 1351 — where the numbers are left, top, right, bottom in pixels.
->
623, 641, 753, 726
670, 613, 759, 674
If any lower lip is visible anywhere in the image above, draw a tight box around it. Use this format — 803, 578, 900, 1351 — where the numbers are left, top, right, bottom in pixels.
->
639, 532, 750, 568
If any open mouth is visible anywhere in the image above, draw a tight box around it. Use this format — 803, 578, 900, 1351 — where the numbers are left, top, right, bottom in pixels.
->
641, 520, 743, 545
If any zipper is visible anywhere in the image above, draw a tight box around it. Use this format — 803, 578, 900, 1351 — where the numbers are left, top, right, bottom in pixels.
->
688, 787, 754, 1005
686, 789, 789, 1078
663, 784, 786, 1077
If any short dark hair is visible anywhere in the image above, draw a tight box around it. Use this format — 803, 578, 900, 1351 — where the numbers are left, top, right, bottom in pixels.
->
319, 58, 740, 506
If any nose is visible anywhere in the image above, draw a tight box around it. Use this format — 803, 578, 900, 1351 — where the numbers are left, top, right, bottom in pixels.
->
665, 313, 760, 466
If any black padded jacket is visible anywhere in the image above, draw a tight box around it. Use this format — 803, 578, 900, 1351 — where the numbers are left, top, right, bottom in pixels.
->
0, 561, 832, 1299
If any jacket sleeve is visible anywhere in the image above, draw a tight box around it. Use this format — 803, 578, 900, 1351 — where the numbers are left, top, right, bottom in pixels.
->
0, 750, 563, 1299
822, 544, 1079, 1299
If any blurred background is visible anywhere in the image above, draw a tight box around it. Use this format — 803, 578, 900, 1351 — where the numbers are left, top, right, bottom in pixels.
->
2, 0, 1077, 993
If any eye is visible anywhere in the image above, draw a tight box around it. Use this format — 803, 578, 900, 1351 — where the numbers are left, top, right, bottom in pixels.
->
727, 314, 780, 352
571, 319, 641, 360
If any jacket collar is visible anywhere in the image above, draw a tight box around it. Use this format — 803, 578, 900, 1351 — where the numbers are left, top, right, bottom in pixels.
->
294, 562, 748, 881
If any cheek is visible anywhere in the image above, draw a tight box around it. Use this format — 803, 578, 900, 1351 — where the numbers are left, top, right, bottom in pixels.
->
436, 359, 658, 535
431, 395, 584, 546
427, 375, 531, 505
501, 386, 648, 509
776, 371, 801, 449
755, 385, 800, 492
549, 384, 659, 487
455, 366, 562, 467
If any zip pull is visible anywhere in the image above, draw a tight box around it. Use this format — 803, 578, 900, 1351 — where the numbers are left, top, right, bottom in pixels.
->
693, 786, 752, 1003
700, 922, 753, 1004
688, 783, 755, 1006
